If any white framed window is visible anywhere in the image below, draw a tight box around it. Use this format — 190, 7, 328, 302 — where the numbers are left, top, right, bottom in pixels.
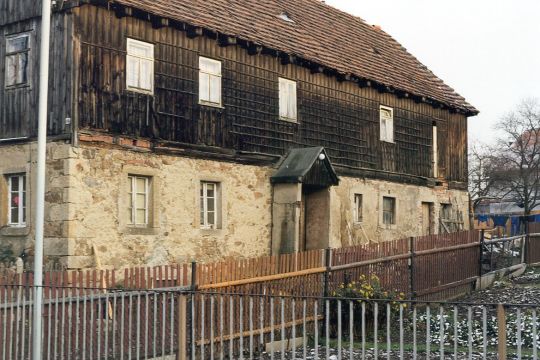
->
382, 196, 396, 225
126, 38, 154, 94
353, 194, 363, 223
279, 77, 297, 121
200, 181, 220, 229
5, 33, 30, 87
7, 174, 26, 227
199, 57, 222, 106
380, 105, 394, 143
128, 175, 150, 226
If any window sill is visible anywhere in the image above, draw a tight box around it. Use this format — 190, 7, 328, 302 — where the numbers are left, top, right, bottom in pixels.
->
123, 226, 158, 235
199, 101, 225, 110
279, 116, 298, 123
0, 226, 30, 237
379, 224, 397, 230
5, 84, 30, 91
126, 87, 154, 96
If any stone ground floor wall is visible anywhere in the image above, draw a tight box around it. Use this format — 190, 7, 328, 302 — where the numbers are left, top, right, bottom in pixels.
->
329, 177, 470, 247
0, 141, 470, 269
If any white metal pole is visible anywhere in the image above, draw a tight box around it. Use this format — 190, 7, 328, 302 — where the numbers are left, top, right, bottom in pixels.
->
32, 0, 52, 358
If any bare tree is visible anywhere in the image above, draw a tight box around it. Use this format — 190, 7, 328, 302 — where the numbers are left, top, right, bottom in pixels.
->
489, 98, 540, 215
468, 142, 497, 209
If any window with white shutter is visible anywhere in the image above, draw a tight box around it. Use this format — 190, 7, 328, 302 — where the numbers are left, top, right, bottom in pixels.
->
5, 34, 30, 87
279, 77, 297, 121
199, 57, 222, 106
126, 39, 154, 94
380, 106, 394, 143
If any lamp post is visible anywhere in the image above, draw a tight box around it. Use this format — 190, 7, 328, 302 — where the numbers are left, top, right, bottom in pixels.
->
32, 0, 52, 358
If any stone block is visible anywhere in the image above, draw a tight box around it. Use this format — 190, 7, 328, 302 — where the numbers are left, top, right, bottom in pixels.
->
44, 237, 73, 256
59, 255, 94, 269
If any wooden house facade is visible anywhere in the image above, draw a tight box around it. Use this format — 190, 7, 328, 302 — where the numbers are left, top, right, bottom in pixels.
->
0, 0, 477, 268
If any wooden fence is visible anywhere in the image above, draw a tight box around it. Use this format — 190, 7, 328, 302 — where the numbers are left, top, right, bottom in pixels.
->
8, 228, 540, 359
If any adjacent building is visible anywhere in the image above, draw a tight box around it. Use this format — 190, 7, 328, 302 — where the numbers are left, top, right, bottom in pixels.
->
0, 0, 478, 269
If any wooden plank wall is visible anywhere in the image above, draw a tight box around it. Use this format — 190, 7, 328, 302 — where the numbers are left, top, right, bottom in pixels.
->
72, 5, 469, 183
0, 12, 74, 139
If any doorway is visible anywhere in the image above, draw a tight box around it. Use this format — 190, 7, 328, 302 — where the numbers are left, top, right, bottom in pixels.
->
299, 185, 331, 251
421, 202, 434, 235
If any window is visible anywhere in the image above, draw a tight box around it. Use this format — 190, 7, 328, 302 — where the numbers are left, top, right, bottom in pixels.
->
199, 57, 222, 106
5, 34, 30, 87
7, 174, 26, 226
279, 77, 297, 121
126, 38, 154, 93
382, 196, 396, 225
200, 181, 220, 229
128, 175, 150, 226
380, 105, 394, 142
353, 194, 363, 223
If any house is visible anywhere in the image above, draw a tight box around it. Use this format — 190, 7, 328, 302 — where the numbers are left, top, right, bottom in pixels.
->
0, 0, 478, 269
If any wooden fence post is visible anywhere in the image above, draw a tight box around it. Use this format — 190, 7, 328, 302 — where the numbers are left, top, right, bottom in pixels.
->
191, 261, 197, 290
323, 247, 331, 298
177, 293, 188, 360
497, 304, 507, 360
409, 237, 415, 299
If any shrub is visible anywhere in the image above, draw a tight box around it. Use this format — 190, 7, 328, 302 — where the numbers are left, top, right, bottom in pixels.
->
329, 274, 406, 338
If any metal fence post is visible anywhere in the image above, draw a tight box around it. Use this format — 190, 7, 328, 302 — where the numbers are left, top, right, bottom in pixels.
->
322, 247, 332, 341
497, 304, 507, 360
177, 293, 188, 360
409, 237, 416, 299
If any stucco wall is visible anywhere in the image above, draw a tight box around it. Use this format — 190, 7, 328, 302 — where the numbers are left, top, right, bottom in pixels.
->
329, 177, 470, 247
1, 141, 470, 269
0, 141, 73, 267
65, 144, 274, 268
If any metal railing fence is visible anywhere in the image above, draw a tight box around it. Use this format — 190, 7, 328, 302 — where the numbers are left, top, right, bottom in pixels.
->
1, 284, 539, 360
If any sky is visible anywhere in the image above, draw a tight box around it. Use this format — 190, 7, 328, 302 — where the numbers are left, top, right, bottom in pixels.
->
325, 0, 540, 145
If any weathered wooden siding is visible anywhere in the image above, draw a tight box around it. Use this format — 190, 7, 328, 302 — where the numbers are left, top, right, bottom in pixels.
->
73, 5, 468, 183
0, 0, 42, 26
0, 12, 74, 140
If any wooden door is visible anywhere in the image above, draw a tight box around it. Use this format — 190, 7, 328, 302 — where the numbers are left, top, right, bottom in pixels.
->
422, 202, 433, 235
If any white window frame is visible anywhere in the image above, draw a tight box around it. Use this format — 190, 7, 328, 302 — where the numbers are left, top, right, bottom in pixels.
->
379, 105, 394, 143
200, 181, 220, 229
7, 174, 26, 227
353, 193, 363, 223
199, 57, 222, 107
126, 38, 154, 94
128, 175, 150, 227
382, 196, 396, 225
278, 77, 297, 121
5, 33, 30, 88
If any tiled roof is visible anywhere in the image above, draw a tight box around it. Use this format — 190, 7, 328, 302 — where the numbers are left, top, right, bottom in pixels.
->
110, 0, 478, 115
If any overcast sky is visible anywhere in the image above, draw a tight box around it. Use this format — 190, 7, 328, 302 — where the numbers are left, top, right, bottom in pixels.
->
325, 0, 540, 145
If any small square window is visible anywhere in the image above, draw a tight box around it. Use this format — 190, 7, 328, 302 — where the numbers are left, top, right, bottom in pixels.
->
126, 38, 154, 94
128, 175, 150, 226
382, 196, 396, 225
279, 77, 297, 121
200, 181, 221, 229
380, 105, 394, 143
353, 194, 363, 223
7, 174, 26, 227
5, 34, 30, 87
199, 57, 222, 106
